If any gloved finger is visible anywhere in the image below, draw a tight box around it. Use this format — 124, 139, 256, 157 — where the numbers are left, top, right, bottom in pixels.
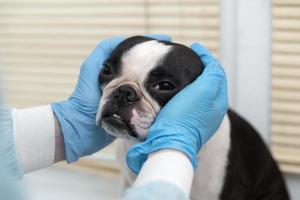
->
81, 36, 124, 74
214, 74, 229, 113
126, 142, 149, 174
191, 62, 227, 100
145, 34, 172, 42
191, 42, 217, 66
95, 36, 125, 60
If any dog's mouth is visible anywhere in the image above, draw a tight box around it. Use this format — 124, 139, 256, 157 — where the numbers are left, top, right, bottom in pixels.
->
103, 113, 124, 125
100, 112, 140, 140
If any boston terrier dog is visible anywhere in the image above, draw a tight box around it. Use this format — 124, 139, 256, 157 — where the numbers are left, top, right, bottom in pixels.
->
96, 36, 289, 200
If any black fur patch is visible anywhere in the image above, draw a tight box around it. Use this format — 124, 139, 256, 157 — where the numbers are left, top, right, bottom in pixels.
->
220, 110, 290, 200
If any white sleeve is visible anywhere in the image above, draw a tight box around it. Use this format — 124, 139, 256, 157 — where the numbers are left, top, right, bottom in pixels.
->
133, 150, 194, 196
12, 105, 55, 173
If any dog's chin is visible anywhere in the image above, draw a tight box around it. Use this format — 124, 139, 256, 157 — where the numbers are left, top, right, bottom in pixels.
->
100, 116, 143, 142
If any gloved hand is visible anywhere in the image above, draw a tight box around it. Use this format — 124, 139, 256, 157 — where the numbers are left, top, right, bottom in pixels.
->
126, 43, 229, 174
51, 35, 171, 163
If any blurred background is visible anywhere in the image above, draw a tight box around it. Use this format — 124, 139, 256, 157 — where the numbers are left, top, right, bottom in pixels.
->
0, 0, 299, 199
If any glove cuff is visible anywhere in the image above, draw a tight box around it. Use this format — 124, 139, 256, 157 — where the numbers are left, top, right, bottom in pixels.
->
126, 138, 199, 174
51, 100, 115, 163
51, 101, 79, 163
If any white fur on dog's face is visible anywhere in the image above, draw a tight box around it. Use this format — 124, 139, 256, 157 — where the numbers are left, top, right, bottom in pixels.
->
96, 40, 173, 140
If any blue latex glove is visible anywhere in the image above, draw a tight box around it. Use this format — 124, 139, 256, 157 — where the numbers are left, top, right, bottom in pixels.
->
51, 35, 171, 163
126, 43, 229, 174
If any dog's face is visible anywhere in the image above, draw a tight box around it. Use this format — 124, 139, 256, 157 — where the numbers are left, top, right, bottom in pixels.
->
96, 36, 204, 141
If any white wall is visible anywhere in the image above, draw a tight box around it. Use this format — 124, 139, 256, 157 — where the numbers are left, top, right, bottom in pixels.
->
220, 0, 300, 199
220, 0, 271, 142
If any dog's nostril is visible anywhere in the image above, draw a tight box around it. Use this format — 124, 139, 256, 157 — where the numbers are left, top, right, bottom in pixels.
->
114, 85, 139, 103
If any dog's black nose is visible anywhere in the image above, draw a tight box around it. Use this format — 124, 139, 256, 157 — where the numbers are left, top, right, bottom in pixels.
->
113, 85, 139, 103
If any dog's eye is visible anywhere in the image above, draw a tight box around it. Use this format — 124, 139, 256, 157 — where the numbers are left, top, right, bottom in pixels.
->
102, 63, 113, 75
153, 81, 175, 91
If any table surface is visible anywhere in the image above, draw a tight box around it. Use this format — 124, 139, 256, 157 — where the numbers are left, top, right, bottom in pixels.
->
23, 166, 122, 200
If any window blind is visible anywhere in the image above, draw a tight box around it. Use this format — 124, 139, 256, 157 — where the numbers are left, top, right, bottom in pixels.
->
0, 0, 220, 108
271, 0, 300, 174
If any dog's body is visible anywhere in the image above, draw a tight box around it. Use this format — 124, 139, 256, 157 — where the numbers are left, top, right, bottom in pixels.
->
96, 36, 289, 200
118, 111, 288, 200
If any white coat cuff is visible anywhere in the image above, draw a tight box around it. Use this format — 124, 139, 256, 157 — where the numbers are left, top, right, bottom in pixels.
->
133, 150, 194, 196
13, 105, 55, 173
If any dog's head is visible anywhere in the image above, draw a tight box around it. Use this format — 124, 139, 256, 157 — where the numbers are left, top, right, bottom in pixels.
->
96, 36, 204, 141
